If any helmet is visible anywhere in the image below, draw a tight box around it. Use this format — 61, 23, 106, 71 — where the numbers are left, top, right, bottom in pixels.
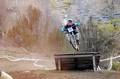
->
67, 19, 73, 23
63, 19, 73, 25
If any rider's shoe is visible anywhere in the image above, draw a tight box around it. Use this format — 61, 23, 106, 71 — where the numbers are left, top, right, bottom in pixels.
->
75, 45, 79, 51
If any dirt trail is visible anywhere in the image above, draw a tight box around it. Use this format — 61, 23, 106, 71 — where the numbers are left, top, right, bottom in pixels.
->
10, 70, 120, 79
0, 47, 120, 79
0, 56, 55, 72
0, 47, 56, 72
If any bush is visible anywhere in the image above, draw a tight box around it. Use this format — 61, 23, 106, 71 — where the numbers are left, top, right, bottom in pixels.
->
112, 61, 120, 71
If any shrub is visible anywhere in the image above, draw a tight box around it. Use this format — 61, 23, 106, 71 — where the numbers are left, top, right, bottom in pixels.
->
112, 61, 120, 71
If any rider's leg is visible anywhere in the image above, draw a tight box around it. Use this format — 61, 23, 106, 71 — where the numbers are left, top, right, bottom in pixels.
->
65, 33, 70, 42
76, 32, 80, 44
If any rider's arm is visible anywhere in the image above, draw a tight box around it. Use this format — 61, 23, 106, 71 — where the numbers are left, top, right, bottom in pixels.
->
76, 27, 80, 32
75, 22, 81, 31
60, 25, 65, 32
75, 22, 81, 26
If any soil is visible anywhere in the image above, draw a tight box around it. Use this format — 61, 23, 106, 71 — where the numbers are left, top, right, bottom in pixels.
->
10, 70, 120, 79
0, 46, 120, 79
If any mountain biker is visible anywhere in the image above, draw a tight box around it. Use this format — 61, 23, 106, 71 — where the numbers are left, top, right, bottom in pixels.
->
61, 19, 80, 47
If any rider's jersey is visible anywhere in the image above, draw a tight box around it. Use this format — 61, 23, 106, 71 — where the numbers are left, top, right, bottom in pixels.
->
60, 22, 80, 32
64, 23, 78, 34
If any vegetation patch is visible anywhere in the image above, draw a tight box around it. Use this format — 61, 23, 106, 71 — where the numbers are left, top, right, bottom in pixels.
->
112, 61, 120, 71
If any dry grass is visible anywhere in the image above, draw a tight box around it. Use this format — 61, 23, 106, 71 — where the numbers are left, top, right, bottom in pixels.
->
47, 27, 64, 51
4, 5, 66, 53
6, 6, 40, 47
